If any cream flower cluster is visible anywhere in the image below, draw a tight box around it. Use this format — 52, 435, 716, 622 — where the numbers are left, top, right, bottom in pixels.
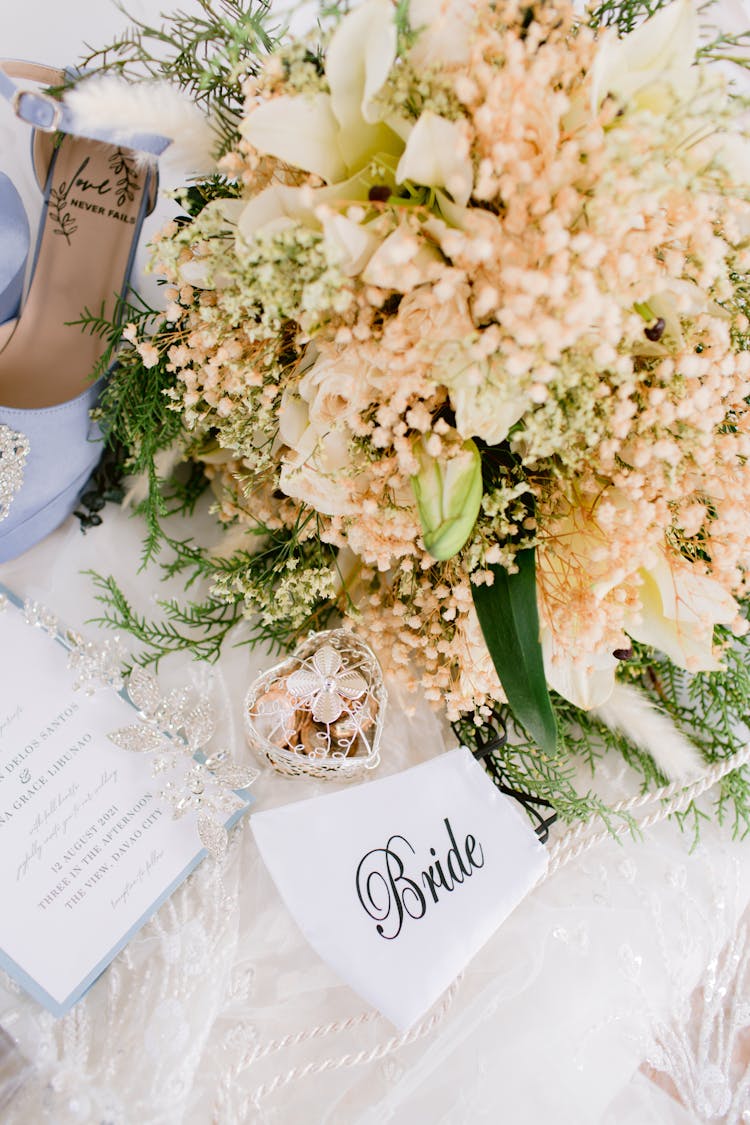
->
153, 0, 750, 721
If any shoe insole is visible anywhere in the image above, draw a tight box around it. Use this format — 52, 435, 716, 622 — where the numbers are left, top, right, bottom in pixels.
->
0, 135, 150, 408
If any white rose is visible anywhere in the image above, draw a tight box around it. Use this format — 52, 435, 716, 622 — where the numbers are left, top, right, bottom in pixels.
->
279, 427, 365, 517
446, 356, 527, 446
298, 348, 378, 429
391, 283, 475, 351
278, 379, 371, 518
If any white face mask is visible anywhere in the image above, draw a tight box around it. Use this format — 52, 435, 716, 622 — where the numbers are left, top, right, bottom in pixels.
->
251, 746, 548, 1030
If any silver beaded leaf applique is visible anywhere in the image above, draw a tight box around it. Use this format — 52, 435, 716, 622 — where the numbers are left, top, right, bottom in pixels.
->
110, 666, 258, 858
66, 630, 127, 694
2, 598, 255, 857
0, 424, 30, 521
23, 598, 58, 634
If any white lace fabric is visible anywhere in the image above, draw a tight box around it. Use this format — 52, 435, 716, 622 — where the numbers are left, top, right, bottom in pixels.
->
2, 785, 749, 1123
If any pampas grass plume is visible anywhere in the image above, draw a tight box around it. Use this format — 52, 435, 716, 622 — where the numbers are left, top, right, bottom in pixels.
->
64, 75, 217, 175
593, 680, 705, 783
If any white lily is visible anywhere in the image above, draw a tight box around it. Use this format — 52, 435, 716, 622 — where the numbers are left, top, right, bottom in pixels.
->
631, 281, 731, 358
591, 0, 699, 113
536, 499, 738, 710
626, 552, 737, 672
242, 93, 349, 184
543, 553, 737, 710
242, 0, 402, 184
237, 184, 314, 244
242, 0, 476, 216
326, 0, 398, 129
631, 282, 698, 356
236, 175, 390, 277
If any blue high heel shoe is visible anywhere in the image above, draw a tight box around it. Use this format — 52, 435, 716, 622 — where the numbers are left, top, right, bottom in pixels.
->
0, 172, 29, 326
0, 61, 170, 562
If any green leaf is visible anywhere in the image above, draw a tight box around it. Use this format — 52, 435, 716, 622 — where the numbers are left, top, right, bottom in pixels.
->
471, 548, 558, 755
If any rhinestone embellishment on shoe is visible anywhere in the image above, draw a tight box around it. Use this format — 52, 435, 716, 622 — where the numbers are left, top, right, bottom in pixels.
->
0, 424, 30, 521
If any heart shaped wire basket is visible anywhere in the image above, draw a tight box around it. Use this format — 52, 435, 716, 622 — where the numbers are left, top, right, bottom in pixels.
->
244, 629, 387, 780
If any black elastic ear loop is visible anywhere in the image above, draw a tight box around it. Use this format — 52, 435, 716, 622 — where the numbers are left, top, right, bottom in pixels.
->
472, 716, 558, 844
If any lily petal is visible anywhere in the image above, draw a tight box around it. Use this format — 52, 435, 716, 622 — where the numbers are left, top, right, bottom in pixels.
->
237, 184, 311, 243
648, 554, 737, 626
320, 210, 382, 275
541, 629, 617, 710
407, 0, 475, 69
627, 571, 720, 671
591, 0, 699, 110
626, 559, 736, 671
339, 123, 405, 179
396, 112, 473, 206
241, 93, 347, 184
326, 0, 397, 129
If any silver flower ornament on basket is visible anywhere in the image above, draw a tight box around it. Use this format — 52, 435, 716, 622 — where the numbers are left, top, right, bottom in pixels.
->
244, 629, 387, 780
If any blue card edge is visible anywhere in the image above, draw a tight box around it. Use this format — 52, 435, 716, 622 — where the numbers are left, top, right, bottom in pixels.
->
0, 801, 251, 1019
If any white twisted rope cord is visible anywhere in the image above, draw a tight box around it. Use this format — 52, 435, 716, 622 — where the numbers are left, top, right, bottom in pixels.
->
249, 974, 464, 1104
247, 743, 750, 1102
242, 1006, 379, 1068
545, 742, 750, 879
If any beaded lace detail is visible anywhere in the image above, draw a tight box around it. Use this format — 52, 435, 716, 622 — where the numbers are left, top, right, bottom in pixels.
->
0, 425, 29, 521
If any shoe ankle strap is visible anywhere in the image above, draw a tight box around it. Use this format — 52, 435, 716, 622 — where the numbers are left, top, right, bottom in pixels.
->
0, 60, 171, 157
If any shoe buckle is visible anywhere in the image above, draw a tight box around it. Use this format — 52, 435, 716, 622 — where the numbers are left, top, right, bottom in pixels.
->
11, 88, 63, 133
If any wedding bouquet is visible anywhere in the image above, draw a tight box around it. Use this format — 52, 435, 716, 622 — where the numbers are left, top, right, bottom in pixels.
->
76, 0, 750, 824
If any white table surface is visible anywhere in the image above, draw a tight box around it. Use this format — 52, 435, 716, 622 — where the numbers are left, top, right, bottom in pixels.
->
1, 2, 750, 1122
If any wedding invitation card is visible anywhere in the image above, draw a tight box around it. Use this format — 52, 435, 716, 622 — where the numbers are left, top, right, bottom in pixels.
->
0, 591, 252, 1016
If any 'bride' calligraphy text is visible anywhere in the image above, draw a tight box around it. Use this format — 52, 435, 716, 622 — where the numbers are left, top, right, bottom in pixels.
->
355, 817, 484, 940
